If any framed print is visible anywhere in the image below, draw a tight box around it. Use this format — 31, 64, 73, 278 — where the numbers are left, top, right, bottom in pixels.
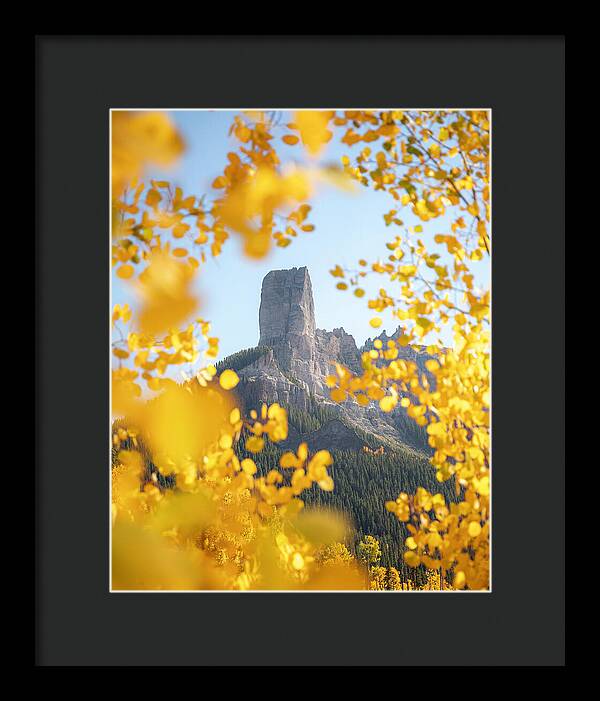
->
36, 35, 565, 666
110, 106, 491, 595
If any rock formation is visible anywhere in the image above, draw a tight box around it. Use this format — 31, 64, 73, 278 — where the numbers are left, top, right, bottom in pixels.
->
223, 266, 433, 454
259, 267, 316, 344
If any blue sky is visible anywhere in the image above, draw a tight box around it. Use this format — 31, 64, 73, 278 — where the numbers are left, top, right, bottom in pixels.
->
113, 110, 490, 366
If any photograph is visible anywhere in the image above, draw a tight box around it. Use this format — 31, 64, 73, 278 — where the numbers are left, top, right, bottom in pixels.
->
110, 108, 491, 592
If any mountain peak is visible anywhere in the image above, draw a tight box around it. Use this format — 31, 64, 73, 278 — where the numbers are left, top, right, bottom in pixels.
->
222, 267, 432, 455
258, 267, 316, 345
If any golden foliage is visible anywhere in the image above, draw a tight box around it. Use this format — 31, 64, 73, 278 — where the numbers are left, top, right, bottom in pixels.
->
112, 111, 184, 199
327, 110, 490, 590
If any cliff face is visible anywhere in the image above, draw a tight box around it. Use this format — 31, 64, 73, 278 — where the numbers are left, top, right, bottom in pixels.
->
256, 267, 361, 397
259, 267, 316, 344
230, 266, 432, 454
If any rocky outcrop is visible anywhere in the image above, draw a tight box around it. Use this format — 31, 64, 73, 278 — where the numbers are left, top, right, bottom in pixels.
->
230, 267, 432, 454
316, 327, 362, 376
255, 267, 362, 397
362, 326, 433, 377
259, 267, 316, 343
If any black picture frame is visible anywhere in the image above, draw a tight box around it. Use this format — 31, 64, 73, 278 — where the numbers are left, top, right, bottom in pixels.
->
35, 35, 565, 666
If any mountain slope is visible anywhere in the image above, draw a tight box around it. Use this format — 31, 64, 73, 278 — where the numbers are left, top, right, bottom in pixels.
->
217, 266, 434, 455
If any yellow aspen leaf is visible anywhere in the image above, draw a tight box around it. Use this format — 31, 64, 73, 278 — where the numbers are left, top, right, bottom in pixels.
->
241, 458, 257, 475
266, 470, 283, 484
120, 305, 132, 323
219, 434, 233, 450
295, 110, 333, 156
427, 421, 446, 436
172, 248, 188, 257
282, 134, 299, 145
379, 396, 397, 412
469, 446, 485, 462
145, 189, 161, 208
404, 551, 420, 567
468, 522, 482, 538
235, 124, 251, 143
136, 251, 198, 336
399, 264, 417, 277
318, 475, 334, 492
367, 386, 385, 401
454, 571, 466, 589
112, 112, 183, 197
173, 223, 190, 239
246, 436, 264, 453
476, 475, 490, 496
330, 388, 346, 403
117, 264, 134, 279
219, 369, 240, 390
297, 442, 308, 463
370, 317, 383, 328
280, 452, 301, 469
428, 532, 442, 549
212, 176, 228, 189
